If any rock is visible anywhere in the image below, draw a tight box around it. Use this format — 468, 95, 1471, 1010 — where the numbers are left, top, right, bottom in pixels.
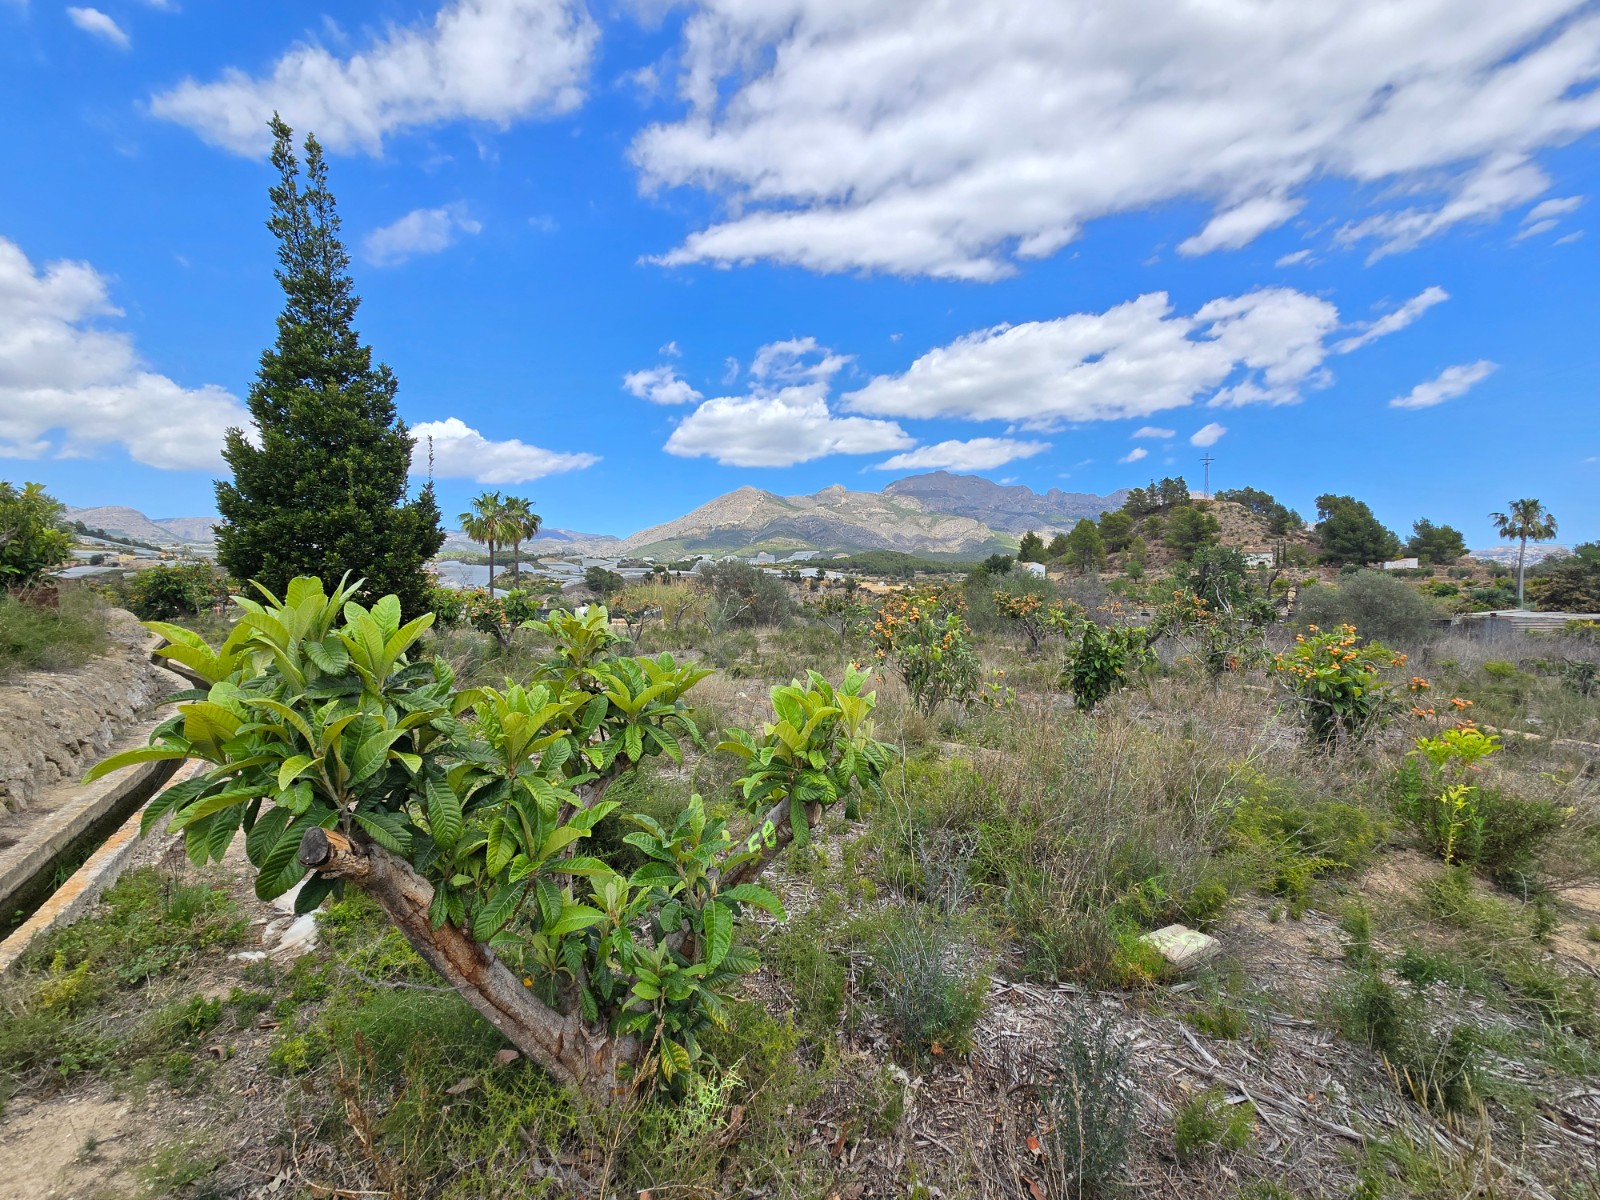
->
268, 912, 319, 960
1139, 924, 1219, 972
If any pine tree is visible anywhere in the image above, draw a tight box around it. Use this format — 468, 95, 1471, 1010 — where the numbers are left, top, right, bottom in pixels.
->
215, 117, 443, 616
1314, 495, 1400, 567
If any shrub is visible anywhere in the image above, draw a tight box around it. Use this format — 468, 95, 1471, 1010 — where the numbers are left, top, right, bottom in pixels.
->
1041, 1014, 1136, 1197
123, 561, 231, 620
0, 480, 73, 588
1155, 575, 1274, 677
1173, 1086, 1254, 1162
459, 587, 544, 647
698, 560, 791, 627
865, 907, 987, 1061
1228, 773, 1382, 906
1058, 619, 1154, 711
583, 565, 624, 597
869, 587, 984, 713
1295, 571, 1443, 649
0, 587, 108, 680
1272, 624, 1413, 748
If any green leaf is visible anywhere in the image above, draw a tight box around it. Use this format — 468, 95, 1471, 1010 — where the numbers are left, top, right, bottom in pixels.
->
720, 883, 786, 919
353, 808, 412, 854
789, 793, 810, 848
546, 903, 606, 937
180, 700, 242, 748
140, 775, 212, 836
294, 874, 340, 914
472, 882, 525, 942
277, 754, 316, 792
255, 819, 311, 901
83, 745, 189, 783
535, 877, 563, 927
244, 804, 294, 866
426, 778, 464, 848
303, 636, 351, 674
371, 594, 403, 639
703, 901, 733, 969
350, 728, 407, 785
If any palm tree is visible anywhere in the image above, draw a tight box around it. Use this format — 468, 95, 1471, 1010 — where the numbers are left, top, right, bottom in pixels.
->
500, 496, 543, 587
459, 491, 506, 590
1490, 498, 1558, 608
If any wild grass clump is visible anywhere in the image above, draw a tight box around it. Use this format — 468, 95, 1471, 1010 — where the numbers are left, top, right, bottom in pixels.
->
1040, 1013, 1136, 1198
0, 587, 107, 680
1329, 953, 1484, 1114
863, 905, 988, 1061
764, 903, 848, 1040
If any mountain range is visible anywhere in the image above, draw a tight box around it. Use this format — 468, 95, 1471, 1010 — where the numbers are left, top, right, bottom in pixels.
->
65, 474, 1130, 558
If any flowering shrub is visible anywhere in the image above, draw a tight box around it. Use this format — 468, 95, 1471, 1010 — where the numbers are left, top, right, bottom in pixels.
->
992, 589, 1061, 653
1271, 624, 1412, 748
870, 587, 983, 713
461, 587, 544, 647
1154, 587, 1273, 678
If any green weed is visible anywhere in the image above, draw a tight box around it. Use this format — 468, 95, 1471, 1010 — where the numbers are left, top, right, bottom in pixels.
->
1173, 1086, 1254, 1163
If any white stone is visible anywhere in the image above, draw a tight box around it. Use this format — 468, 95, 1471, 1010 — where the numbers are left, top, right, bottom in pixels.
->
268, 912, 319, 960
1139, 924, 1219, 972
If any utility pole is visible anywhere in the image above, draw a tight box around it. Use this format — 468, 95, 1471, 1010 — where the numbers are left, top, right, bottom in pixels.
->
1199, 452, 1214, 497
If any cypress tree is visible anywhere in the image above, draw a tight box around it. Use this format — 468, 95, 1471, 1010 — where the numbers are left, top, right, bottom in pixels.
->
216, 116, 444, 616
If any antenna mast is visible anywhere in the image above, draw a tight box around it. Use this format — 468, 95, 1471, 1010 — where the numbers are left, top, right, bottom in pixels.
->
1199, 452, 1214, 496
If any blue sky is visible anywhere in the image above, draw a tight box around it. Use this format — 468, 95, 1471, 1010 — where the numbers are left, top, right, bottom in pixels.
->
2, 0, 1597, 545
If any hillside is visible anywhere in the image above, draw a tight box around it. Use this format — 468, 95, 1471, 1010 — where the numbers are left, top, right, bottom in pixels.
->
62, 506, 215, 545
883, 471, 1126, 533
611, 482, 1012, 558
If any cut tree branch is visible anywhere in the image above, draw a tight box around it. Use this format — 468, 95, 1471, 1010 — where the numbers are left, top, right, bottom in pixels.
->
297, 827, 638, 1103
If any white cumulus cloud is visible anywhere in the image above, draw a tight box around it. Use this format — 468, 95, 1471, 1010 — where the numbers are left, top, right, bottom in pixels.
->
876, 437, 1049, 472
634, 0, 1600, 278
67, 7, 129, 48
841, 286, 1410, 429
665, 382, 910, 467
1389, 361, 1498, 410
1133, 426, 1175, 439
623, 364, 703, 406
150, 0, 599, 156
411, 417, 598, 483
749, 336, 851, 384
0, 236, 245, 470
1119, 447, 1149, 464
1190, 422, 1227, 447
363, 205, 481, 266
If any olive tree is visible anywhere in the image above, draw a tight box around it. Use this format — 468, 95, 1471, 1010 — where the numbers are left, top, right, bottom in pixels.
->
91, 576, 892, 1102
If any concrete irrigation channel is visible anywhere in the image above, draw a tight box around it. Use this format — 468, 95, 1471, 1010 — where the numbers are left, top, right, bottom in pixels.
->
0, 622, 192, 970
